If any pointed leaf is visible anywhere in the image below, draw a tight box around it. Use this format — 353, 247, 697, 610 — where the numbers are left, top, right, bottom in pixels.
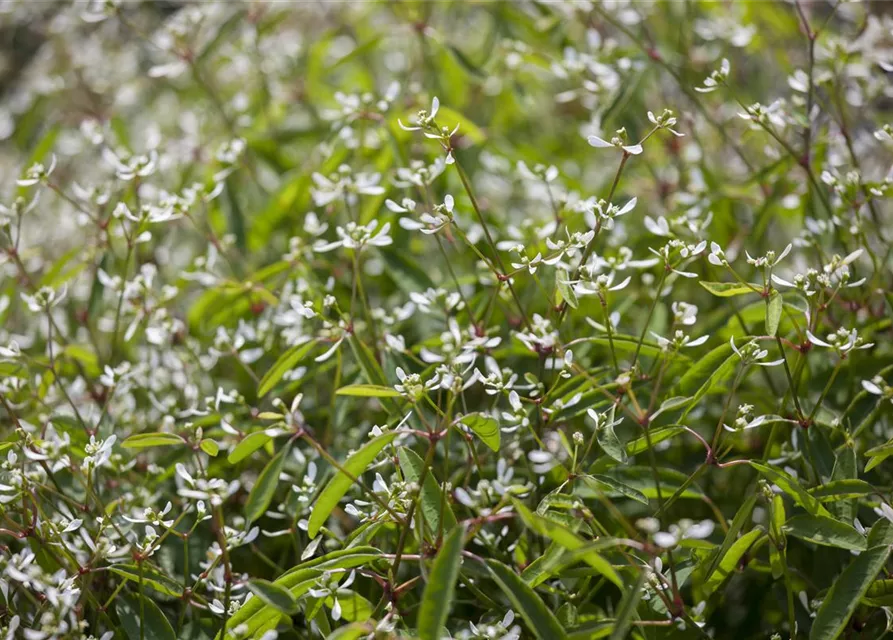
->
577, 475, 648, 505
258, 340, 317, 397
809, 545, 892, 640
228, 431, 274, 464
486, 559, 568, 640
308, 432, 399, 538
248, 579, 299, 615
418, 525, 466, 640
750, 462, 831, 517
245, 444, 290, 523
783, 515, 867, 551
121, 433, 185, 449
459, 413, 500, 452
699, 281, 761, 297
397, 447, 457, 535
766, 291, 783, 336
336, 384, 401, 398
512, 499, 621, 587
609, 570, 647, 640
116, 593, 176, 640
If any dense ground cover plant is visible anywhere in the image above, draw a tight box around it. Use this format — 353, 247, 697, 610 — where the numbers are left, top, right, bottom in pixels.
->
1, 0, 893, 638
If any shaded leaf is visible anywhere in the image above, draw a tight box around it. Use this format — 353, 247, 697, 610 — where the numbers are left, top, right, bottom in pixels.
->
245, 444, 290, 523
809, 545, 891, 640
486, 559, 568, 640
247, 578, 298, 615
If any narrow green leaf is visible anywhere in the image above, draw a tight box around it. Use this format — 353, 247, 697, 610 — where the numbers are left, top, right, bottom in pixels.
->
121, 432, 185, 449
245, 444, 290, 523
325, 590, 373, 622
512, 499, 622, 588
609, 570, 647, 640
308, 432, 399, 538
397, 447, 458, 535
116, 593, 176, 640
336, 384, 401, 398
556, 269, 578, 309
750, 462, 831, 517
783, 515, 867, 551
418, 525, 466, 640
766, 291, 783, 336
486, 559, 568, 640
696, 494, 757, 592
247, 578, 298, 615
699, 281, 761, 297
108, 564, 182, 598
675, 342, 734, 396
625, 425, 684, 456
681, 351, 739, 419
809, 545, 892, 640
577, 475, 649, 505
326, 623, 375, 640
701, 529, 766, 597
459, 413, 500, 452
521, 542, 566, 588
258, 340, 317, 397
228, 431, 274, 464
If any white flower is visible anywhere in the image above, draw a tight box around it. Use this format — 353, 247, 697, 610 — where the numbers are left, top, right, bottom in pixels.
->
730, 337, 784, 367
17, 155, 56, 187
313, 220, 393, 253
587, 128, 643, 155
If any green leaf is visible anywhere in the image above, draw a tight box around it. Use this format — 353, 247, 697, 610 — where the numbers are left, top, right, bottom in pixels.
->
783, 515, 867, 551
809, 545, 892, 640
512, 499, 622, 588
228, 431, 274, 464
864, 438, 893, 472
681, 350, 739, 419
200, 439, 219, 457
750, 462, 831, 517
245, 444, 290, 523
397, 447, 458, 535
108, 564, 182, 598
459, 413, 500, 452
116, 593, 176, 640
336, 384, 401, 398
695, 494, 757, 595
809, 479, 874, 502
247, 578, 299, 615
556, 269, 578, 309
577, 474, 649, 505
418, 525, 466, 640
308, 432, 399, 538
258, 340, 317, 397
326, 590, 373, 622
701, 528, 766, 597
596, 407, 626, 463
625, 425, 685, 456
121, 432, 185, 449
699, 281, 761, 297
599, 466, 704, 501
486, 559, 568, 640
326, 623, 376, 640
608, 570, 647, 640
766, 291, 783, 336
675, 342, 734, 396
521, 542, 566, 588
